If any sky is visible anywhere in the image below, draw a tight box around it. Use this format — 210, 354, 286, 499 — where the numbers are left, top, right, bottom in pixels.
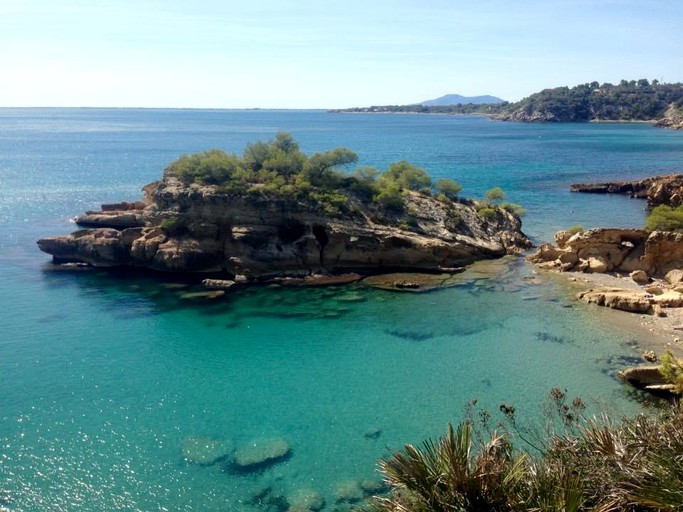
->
2, 0, 682, 109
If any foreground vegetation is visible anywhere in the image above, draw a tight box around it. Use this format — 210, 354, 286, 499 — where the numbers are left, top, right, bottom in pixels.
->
368, 391, 683, 512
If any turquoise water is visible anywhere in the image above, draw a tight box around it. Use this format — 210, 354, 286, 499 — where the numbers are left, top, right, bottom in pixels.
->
2, 109, 683, 511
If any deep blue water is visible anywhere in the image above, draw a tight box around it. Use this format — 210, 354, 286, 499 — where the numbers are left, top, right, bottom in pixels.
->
1, 109, 683, 511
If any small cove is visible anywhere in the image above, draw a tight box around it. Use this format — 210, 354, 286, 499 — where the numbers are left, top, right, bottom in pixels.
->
1, 109, 682, 510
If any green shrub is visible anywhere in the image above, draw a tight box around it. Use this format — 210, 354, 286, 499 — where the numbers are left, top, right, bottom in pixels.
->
645, 204, 683, 231
660, 350, 683, 394
435, 178, 463, 200
310, 191, 349, 217
445, 213, 462, 231
370, 394, 683, 512
374, 183, 405, 212
567, 224, 584, 235
164, 149, 244, 185
477, 206, 498, 221
501, 203, 526, 216
484, 187, 506, 205
381, 161, 432, 192
159, 216, 184, 235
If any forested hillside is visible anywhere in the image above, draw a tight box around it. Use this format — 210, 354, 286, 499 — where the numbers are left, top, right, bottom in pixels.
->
495, 79, 683, 123
332, 79, 683, 128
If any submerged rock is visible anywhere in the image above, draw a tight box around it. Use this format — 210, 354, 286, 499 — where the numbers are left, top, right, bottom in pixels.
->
360, 478, 388, 495
181, 435, 233, 465
362, 272, 463, 292
287, 488, 325, 511
233, 437, 291, 471
333, 480, 364, 503
363, 428, 383, 440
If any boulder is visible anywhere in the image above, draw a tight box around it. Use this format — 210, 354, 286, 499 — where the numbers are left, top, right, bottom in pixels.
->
587, 257, 608, 273
652, 304, 667, 317
557, 252, 579, 271
578, 288, 653, 313
181, 436, 233, 465
630, 270, 650, 284
665, 268, 683, 285
202, 279, 236, 290
233, 437, 291, 471
643, 350, 658, 362
618, 364, 676, 394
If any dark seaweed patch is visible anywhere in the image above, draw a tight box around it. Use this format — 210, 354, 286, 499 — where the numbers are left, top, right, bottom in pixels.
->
386, 330, 435, 342
535, 331, 573, 345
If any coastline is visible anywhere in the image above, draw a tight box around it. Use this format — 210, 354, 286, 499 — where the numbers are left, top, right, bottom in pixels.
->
588, 119, 655, 125
541, 268, 683, 359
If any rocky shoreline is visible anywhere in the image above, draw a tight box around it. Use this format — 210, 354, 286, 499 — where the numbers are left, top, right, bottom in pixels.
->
527, 171, 683, 396
571, 173, 683, 207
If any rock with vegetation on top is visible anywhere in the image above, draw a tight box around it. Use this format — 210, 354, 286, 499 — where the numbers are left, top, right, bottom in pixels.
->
37, 134, 531, 281
618, 365, 675, 394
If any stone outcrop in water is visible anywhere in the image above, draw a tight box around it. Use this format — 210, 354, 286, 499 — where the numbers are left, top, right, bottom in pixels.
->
570, 174, 683, 208
618, 365, 677, 395
233, 437, 291, 471
37, 175, 531, 281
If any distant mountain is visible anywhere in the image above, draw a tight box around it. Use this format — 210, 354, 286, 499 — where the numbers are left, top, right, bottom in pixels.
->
421, 94, 505, 106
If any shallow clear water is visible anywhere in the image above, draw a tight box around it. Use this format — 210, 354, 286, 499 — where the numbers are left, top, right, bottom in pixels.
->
1, 109, 682, 511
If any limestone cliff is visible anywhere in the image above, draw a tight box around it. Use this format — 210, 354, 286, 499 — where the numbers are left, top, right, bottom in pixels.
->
37, 176, 531, 280
528, 228, 683, 277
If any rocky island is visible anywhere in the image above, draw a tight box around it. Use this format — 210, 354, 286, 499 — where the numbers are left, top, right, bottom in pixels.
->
37, 133, 531, 287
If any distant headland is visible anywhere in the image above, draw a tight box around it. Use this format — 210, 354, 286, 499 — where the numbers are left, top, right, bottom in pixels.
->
330, 79, 683, 129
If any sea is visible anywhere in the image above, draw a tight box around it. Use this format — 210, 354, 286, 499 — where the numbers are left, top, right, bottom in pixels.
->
1, 109, 683, 511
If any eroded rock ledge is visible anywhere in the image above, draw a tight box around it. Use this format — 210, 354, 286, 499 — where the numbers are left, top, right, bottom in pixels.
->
571, 174, 683, 208
37, 176, 532, 283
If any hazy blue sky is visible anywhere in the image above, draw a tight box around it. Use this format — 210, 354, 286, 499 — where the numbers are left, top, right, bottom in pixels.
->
2, 0, 682, 108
